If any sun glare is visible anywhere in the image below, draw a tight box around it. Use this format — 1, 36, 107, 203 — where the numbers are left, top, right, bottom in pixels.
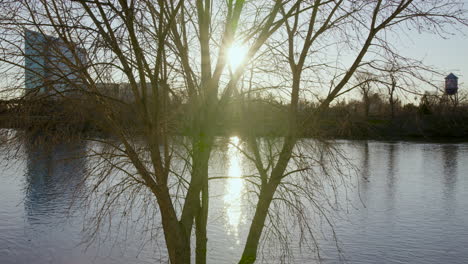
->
224, 136, 245, 241
226, 44, 248, 71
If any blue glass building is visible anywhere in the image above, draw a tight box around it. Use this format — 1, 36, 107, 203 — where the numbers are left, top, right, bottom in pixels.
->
24, 30, 87, 96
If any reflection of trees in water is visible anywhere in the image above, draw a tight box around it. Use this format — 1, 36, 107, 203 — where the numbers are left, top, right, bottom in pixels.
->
385, 143, 397, 211
387, 143, 396, 186
441, 144, 458, 208
24, 135, 86, 223
360, 141, 370, 197
359, 141, 398, 211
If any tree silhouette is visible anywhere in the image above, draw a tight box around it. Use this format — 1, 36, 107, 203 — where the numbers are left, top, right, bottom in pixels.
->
0, 1, 466, 263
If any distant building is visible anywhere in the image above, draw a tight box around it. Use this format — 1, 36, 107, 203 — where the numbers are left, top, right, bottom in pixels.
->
24, 31, 170, 103
118, 82, 170, 103
24, 30, 87, 97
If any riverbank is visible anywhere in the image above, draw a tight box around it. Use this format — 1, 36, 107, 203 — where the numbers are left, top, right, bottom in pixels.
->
307, 114, 468, 141
2, 97, 468, 141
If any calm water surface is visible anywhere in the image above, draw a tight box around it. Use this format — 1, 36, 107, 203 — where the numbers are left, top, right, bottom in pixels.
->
0, 138, 467, 263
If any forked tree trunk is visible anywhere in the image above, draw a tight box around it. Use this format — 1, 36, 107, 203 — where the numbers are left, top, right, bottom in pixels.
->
157, 187, 191, 264
181, 132, 212, 264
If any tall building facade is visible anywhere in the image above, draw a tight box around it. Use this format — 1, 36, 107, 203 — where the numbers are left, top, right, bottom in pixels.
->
24, 30, 87, 96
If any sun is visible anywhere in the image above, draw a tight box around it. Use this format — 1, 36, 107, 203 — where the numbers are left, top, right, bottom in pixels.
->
226, 44, 248, 71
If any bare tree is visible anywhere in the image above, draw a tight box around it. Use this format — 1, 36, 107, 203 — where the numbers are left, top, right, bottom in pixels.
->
0, 1, 294, 263
371, 60, 438, 120
236, 1, 467, 263
0, 1, 466, 264
356, 72, 375, 118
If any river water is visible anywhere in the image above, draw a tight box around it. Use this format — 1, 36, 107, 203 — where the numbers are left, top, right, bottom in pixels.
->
0, 137, 467, 263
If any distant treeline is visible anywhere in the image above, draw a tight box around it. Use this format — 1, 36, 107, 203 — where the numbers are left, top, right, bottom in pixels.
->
2, 93, 468, 139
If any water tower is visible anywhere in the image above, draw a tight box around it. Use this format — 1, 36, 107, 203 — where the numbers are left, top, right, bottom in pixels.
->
444, 73, 459, 105
445, 73, 458, 95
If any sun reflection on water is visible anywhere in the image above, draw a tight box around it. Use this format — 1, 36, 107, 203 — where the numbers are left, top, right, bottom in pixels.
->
224, 136, 245, 242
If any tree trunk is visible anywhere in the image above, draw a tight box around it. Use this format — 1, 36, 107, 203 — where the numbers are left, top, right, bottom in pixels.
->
178, 132, 212, 264
390, 98, 394, 119
157, 187, 191, 264
364, 96, 370, 118
389, 78, 396, 120
195, 147, 210, 264
238, 181, 279, 264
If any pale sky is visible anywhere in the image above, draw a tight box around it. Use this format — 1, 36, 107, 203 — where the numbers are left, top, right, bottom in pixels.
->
1, 1, 467, 102
401, 0, 468, 91
403, 28, 468, 85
